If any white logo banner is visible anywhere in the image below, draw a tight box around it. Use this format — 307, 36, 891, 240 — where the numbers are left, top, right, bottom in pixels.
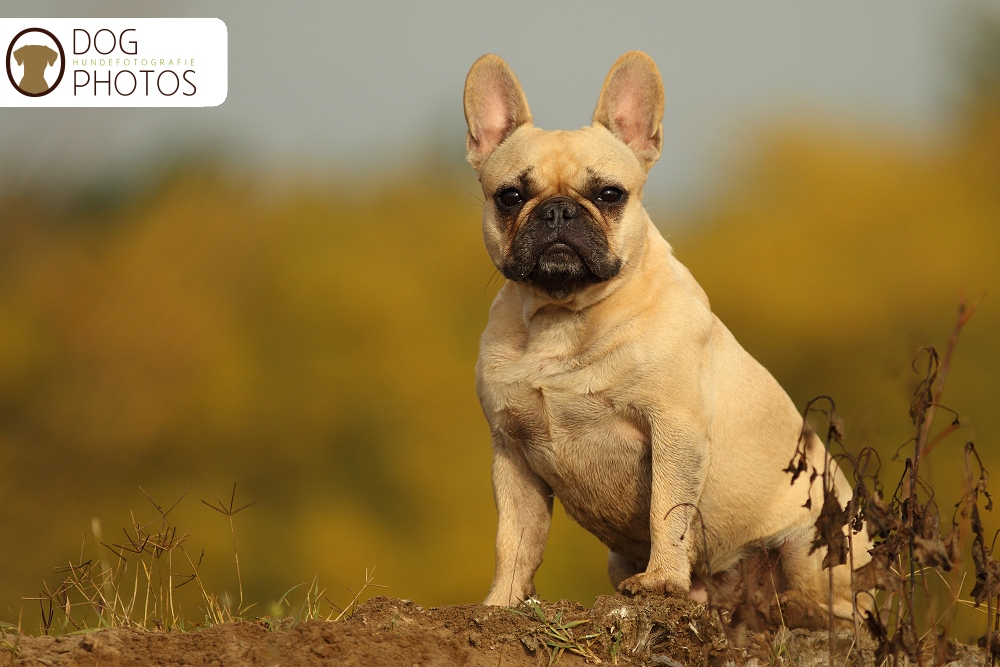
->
1, 18, 227, 107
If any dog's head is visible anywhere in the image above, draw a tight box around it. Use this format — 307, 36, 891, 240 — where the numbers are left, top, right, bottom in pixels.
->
464, 52, 664, 300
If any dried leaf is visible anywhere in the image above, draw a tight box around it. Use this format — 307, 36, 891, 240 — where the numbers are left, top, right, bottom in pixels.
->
912, 505, 952, 571
936, 632, 958, 666
970, 537, 1000, 606
828, 413, 845, 442
978, 632, 1000, 660
941, 526, 963, 569
853, 549, 901, 593
864, 492, 900, 539
783, 456, 809, 486
912, 535, 952, 571
909, 347, 938, 428
865, 610, 891, 667
892, 618, 919, 660
809, 487, 848, 569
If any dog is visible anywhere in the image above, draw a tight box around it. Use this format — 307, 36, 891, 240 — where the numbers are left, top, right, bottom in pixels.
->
463, 51, 871, 619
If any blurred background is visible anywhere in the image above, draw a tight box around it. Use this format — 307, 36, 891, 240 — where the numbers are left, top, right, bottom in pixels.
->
2, 0, 1000, 637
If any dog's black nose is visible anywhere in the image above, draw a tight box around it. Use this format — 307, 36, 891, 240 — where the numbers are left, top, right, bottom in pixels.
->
537, 197, 579, 229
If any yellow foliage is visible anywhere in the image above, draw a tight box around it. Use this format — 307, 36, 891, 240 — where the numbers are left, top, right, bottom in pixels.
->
1, 90, 999, 627
0, 167, 611, 619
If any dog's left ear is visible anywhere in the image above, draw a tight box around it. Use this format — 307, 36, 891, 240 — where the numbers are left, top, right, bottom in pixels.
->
593, 51, 665, 170
464, 54, 533, 172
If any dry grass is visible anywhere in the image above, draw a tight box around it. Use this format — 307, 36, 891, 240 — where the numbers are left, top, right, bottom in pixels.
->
0, 622, 17, 658
508, 598, 603, 665
272, 567, 384, 626
13, 484, 382, 636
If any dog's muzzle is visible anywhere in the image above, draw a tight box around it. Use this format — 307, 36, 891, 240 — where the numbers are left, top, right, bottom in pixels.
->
501, 196, 621, 298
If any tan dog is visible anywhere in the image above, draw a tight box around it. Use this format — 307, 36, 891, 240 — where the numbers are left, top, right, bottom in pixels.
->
464, 51, 871, 619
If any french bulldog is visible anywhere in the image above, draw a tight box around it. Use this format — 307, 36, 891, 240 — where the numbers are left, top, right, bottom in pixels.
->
464, 51, 870, 619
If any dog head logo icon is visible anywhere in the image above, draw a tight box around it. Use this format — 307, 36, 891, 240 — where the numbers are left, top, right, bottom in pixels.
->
6, 28, 66, 97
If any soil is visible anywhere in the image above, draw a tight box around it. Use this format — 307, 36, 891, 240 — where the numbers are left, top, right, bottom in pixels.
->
0, 595, 987, 667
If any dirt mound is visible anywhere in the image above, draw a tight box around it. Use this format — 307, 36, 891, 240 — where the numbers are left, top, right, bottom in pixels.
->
0, 595, 987, 666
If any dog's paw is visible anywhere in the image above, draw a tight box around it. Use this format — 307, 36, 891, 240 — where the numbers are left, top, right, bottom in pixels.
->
484, 583, 537, 608
618, 571, 688, 598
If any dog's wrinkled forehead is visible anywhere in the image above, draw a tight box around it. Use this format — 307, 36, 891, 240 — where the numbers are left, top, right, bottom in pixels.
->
481, 125, 646, 196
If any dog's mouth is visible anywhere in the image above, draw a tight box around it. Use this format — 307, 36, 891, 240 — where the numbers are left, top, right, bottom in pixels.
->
538, 243, 582, 271
501, 207, 622, 299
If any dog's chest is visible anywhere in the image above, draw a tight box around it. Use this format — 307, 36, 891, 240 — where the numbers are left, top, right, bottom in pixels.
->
480, 346, 653, 556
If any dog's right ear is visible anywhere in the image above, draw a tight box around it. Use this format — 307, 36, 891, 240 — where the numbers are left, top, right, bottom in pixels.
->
464, 54, 532, 172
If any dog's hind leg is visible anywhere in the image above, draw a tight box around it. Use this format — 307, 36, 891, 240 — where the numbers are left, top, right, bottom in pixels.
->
608, 551, 645, 590
780, 525, 864, 620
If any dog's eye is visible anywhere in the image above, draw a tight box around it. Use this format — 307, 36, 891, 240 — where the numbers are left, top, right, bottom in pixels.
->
497, 188, 524, 208
597, 187, 624, 204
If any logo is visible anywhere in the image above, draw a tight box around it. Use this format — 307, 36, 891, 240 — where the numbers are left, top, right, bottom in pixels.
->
6, 27, 65, 96
1, 19, 226, 108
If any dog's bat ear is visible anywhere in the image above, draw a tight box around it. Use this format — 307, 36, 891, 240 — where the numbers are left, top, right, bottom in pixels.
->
593, 51, 665, 170
464, 54, 532, 171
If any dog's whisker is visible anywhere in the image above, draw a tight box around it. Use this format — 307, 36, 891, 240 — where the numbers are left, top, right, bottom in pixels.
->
483, 268, 504, 296
461, 188, 485, 205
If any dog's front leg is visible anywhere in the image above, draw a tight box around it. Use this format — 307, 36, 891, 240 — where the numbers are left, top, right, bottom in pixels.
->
620, 416, 707, 598
483, 432, 553, 606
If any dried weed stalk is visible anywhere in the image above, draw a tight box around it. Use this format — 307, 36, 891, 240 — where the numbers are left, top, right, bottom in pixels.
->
781, 301, 995, 667
200, 483, 257, 620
